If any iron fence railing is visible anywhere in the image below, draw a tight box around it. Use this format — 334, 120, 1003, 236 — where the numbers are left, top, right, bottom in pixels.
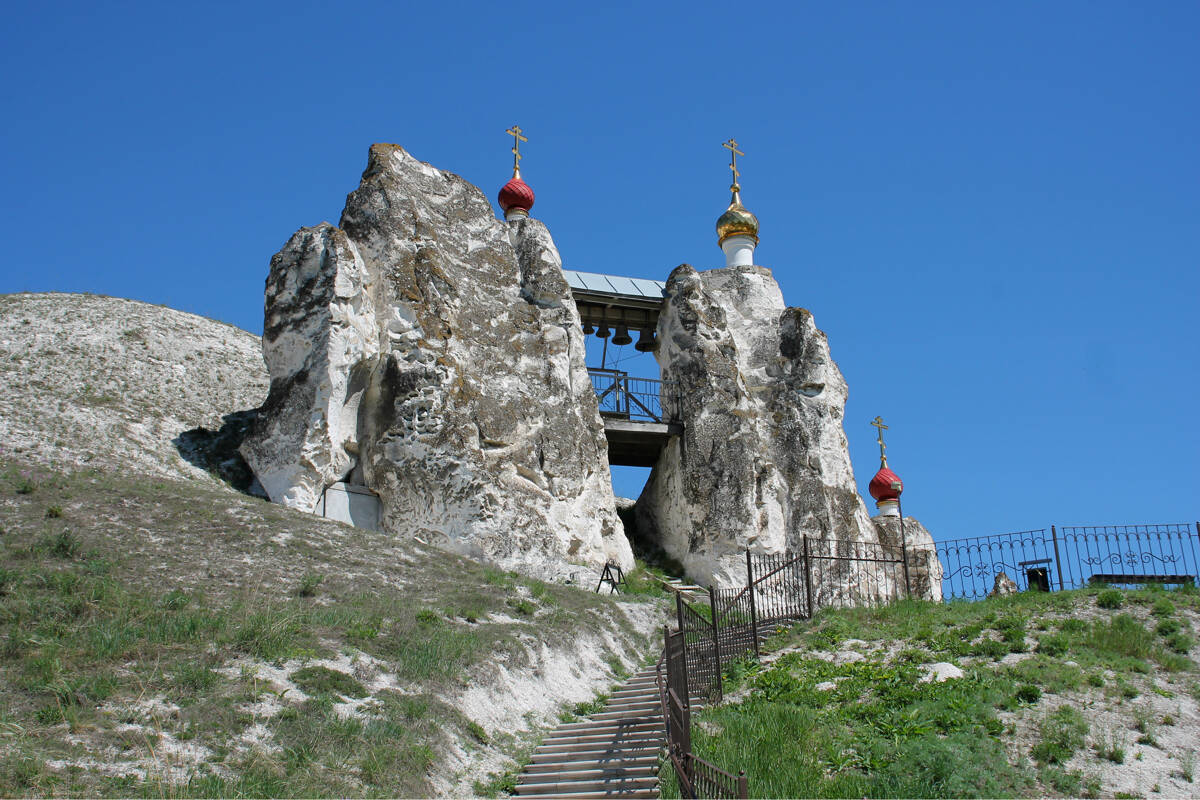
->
920, 522, 1200, 600
657, 628, 748, 800
588, 368, 679, 423
676, 594, 722, 704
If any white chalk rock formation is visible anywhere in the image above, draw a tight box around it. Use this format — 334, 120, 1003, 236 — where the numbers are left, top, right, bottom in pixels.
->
240, 226, 377, 509
242, 144, 631, 579
871, 515, 945, 602
637, 263, 937, 595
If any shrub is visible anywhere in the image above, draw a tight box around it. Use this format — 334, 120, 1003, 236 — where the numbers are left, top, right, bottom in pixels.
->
1166, 633, 1193, 654
44, 506, 62, 519
1016, 684, 1042, 704
161, 589, 191, 610
1152, 598, 1175, 617
1032, 706, 1088, 764
1156, 618, 1181, 637
466, 720, 489, 744
1096, 728, 1127, 763
290, 665, 367, 699
49, 531, 81, 559
506, 598, 536, 616
1037, 634, 1069, 657
295, 572, 324, 598
1097, 589, 1124, 609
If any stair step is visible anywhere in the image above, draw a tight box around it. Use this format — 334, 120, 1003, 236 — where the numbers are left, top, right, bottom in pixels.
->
535, 737, 664, 754
526, 793, 659, 800
554, 713, 659, 728
551, 722, 660, 736
515, 776, 659, 795
520, 765, 658, 782
585, 711, 662, 723
526, 752, 660, 769
529, 748, 661, 764
540, 734, 662, 753
534, 736, 664, 752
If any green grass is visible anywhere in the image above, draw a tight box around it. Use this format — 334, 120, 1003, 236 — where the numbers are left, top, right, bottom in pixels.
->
668, 584, 1199, 798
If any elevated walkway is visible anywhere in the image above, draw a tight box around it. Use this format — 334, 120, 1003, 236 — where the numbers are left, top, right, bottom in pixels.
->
589, 369, 681, 468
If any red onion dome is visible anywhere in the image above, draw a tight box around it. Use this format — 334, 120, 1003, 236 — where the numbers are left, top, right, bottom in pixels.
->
498, 176, 535, 214
869, 466, 903, 502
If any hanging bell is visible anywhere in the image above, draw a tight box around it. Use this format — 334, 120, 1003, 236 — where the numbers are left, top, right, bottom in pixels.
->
612, 324, 633, 346
634, 328, 657, 352
582, 321, 595, 335
596, 323, 611, 338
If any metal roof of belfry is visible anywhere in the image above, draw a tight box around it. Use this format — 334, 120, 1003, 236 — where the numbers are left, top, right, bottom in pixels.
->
562, 269, 667, 301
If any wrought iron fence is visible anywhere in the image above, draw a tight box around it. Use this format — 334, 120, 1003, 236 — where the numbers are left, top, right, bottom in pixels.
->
588, 368, 678, 423
657, 628, 748, 800
922, 523, 1200, 600
676, 593, 722, 704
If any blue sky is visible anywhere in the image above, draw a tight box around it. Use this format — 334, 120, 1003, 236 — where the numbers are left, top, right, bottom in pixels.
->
1, 1, 1196, 541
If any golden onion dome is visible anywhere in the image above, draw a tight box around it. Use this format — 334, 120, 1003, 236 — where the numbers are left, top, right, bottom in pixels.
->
716, 198, 759, 245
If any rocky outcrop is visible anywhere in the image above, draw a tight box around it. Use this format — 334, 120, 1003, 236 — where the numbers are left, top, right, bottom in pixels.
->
240, 226, 377, 509
242, 144, 632, 579
636, 263, 938, 593
871, 515, 944, 602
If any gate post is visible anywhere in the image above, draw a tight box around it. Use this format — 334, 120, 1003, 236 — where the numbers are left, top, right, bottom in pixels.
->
1050, 525, 1065, 591
675, 591, 684, 632
746, 551, 760, 657
709, 585, 723, 702
803, 536, 814, 619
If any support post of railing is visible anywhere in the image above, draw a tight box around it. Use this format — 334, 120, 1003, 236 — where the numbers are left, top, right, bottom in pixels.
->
709, 585, 722, 702
737, 770, 749, 799
676, 591, 684, 632
1191, 522, 1200, 589
746, 550, 760, 657
803, 536, 814, 619
1051, 525, 1065, 591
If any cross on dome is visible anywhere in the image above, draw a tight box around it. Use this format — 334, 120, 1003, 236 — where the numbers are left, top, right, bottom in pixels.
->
868, 416, 904, 515
722, 137, 744, 201
506, 125, 527, 179
871, 415, 889, 466
715, 137, 759, 264
498, 125, 534, 220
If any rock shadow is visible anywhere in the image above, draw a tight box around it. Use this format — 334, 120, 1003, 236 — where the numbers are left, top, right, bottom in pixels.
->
173, 408, 266, 497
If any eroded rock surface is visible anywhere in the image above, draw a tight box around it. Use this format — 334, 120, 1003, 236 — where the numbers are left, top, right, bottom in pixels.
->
636, 263, 937, 594
242, 144, 631, 579
871, 515, 944, 602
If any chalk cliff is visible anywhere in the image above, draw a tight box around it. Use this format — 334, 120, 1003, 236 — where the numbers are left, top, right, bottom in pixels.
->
242, 144, 632, 579
636, 263, 938, 594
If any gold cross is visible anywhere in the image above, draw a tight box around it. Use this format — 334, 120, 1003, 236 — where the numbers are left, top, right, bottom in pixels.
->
506, 125, 528, 178
870, 415, 889, 466
722, 138, 744, 201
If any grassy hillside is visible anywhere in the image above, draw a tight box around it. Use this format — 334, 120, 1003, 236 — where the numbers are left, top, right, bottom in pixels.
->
665, 586, 1199, 799
0, 455, 667, 797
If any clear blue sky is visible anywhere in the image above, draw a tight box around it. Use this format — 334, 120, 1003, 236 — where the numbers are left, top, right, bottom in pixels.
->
2, 1, 1196, 541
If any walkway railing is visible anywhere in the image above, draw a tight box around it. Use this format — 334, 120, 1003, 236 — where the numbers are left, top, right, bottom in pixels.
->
589, 368, 679, 423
